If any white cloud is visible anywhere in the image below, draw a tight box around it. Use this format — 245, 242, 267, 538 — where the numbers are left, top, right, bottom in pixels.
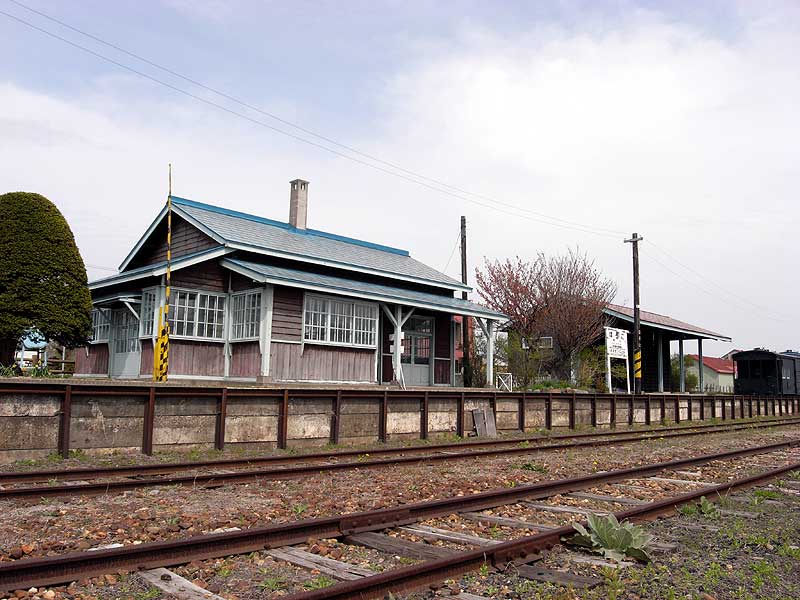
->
1, 5, 798, 356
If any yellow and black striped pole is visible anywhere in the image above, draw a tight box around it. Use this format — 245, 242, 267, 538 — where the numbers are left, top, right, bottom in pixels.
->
154, 164, 172, 382
625, 232, 644, 394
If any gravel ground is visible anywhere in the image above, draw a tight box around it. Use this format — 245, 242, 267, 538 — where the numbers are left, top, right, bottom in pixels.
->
1, 425, 799, 599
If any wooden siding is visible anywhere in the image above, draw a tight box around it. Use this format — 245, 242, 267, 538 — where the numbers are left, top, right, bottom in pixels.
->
170, 260, 227, 292
169, 340, 224, 377
231, 272, 260, 292
128, 215, 218, 269
230, 341, 261, 378
139, 340, 154, 376
74, 344, 109, 375
272, 286, 303, 341
270, 342, 375, 382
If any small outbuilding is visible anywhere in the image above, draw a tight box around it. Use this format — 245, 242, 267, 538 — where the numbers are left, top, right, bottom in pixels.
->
603, 304, 731, 393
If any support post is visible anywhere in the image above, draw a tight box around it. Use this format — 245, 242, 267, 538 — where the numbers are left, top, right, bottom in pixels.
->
699, 395, 705, 421
519, 392, 527, 432
546, 392, 553, 430
590, 394, 597, 428
721, 396, 726, 420
610, 394, 617, 429
460, 216, 472, 387
687, 396, 693, 421
569, 392, 576, 430
214, 388, 227, 451
485, 320, 495, 388
57, 385, 72, 459
660, 394, 666, 423
748, 396, 753, 418
278, 389, 289, 449
644, 395, 651, 425
674, 396, 680, 423
698, 339, 704, 394
380, 390, 388, 443
331, 391, 341, 445
679, 339, 685, 393
142, 386, 155, 455
457, 393, 465, 437
420, 391, 429, 440
657, 332, 664, 392
627, 395, 633, 426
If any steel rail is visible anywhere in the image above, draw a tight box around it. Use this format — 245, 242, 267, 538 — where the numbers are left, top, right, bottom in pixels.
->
3, 415, 798, 486
286, 460, 800, 600
1, 438, 798, 592
2, 418, 799, 501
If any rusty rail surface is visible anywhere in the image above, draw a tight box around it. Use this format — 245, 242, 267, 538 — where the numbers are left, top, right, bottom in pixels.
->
286, 461, 800, 600
1, 437, 798, 592
3, 413, 798, 486
2, 417, 799, 500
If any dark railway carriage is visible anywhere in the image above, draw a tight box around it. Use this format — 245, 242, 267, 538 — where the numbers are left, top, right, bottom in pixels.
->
733, 349, 800, 395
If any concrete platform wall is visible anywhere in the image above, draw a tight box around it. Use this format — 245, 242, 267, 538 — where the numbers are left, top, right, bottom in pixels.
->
0, 381, 797, 463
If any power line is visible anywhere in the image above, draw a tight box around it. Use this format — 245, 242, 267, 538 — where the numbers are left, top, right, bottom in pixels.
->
639, 247, 791, 324
647, 240, 792, 320
0, 3, 626, 239
442, 230, 462, 273
85, 263, 117, 272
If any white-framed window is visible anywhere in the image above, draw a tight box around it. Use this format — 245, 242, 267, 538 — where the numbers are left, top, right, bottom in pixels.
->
90, 308, 110, 342
140, 289, 157, 337
231, 289, 262, 341
168, 289, 226, 340
303, 294, 378, 348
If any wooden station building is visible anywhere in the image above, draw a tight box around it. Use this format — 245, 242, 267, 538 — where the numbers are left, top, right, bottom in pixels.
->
76, 180, 505, 385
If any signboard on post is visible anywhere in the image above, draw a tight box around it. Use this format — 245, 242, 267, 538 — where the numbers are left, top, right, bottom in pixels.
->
605, 327, 631, 393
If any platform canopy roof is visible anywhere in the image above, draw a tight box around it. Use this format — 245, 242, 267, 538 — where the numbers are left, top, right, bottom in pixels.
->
222, 258, 506, 320
605, 303, 731, 342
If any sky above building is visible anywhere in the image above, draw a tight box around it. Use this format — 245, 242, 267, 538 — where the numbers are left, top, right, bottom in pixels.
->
1, 0, 798, 356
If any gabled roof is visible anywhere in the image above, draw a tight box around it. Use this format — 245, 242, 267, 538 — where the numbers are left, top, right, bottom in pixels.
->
120, 196, 468, 292
222, 258, 506, 320
91, 247, 230, 290
687, 355, 735, 374
605, 303, 731, 342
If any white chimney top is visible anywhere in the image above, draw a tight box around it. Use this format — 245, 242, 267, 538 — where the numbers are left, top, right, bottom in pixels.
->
288, 179, 309, 230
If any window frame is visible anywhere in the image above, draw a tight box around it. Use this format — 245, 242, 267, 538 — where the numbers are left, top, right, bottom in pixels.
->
230, 288, 263, 342
139, 287, 158, 338
89, 308, 111, 343
167, 287, 228, 342
302, 293, 378, 349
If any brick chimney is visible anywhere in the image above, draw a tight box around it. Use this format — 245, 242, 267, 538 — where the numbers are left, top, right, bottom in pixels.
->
289, 179, 309, 230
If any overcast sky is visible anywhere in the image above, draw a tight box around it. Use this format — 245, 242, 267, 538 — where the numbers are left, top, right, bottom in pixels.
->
2, 0, 798, 356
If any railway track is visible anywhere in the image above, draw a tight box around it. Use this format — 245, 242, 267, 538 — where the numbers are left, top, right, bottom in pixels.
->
1, 437, 798, 594
1, 416, 799, 501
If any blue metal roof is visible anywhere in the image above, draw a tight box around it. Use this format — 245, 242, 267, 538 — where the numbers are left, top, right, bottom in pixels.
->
170, 196, 467, 291
222, 258, 506, 320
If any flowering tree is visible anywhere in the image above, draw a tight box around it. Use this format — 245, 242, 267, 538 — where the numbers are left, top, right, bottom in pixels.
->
476, 249, 616, 380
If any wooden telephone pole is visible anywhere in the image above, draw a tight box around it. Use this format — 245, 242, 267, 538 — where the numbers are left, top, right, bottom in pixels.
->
460, 216, 472, 387
624, 232, 644, 394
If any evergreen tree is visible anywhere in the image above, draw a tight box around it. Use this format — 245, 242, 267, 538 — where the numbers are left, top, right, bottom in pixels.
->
0, 192, 92, 365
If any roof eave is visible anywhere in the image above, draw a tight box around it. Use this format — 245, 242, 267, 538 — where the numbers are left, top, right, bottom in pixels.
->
91, 247, 231, 291
604, 308, 731, 342
221, 259, 504, 321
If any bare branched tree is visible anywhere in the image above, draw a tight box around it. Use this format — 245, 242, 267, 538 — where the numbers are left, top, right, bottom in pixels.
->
476, 249, 617, 380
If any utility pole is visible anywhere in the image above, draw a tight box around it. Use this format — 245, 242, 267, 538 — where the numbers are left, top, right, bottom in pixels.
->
460, 216, 472, 387
624, 232, 644, 394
